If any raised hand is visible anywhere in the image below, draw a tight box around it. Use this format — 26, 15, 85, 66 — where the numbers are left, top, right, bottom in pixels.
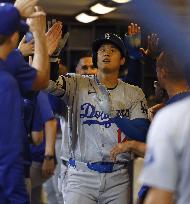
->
27, 7, 46, 35
127, 23, 141, 47
18, 36, 34, 56
124, 23, 142, 59
14, 0, 38, 18
140, 33, 159, 59
46, 21, 63, 56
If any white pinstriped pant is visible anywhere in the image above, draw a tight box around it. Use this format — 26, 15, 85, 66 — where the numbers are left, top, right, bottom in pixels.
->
62, 166, 130, 204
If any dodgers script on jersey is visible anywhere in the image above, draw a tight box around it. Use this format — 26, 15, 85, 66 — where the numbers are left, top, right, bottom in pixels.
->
48, 74, 148, 163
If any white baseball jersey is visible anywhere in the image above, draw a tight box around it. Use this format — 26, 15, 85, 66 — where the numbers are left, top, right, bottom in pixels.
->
48, 74, 148, 163
139, 97, 190, 204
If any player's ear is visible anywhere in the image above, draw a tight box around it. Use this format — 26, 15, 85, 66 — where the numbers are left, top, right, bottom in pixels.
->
10, 32, 19, 47
160, 67, 167, 79
120, 57, 125, 66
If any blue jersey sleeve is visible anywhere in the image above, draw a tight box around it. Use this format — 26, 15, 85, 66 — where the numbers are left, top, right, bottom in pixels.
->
143, 56, 157, 79
37, 91, 54, 124
32, 103, 43, 131
112, 117, 150, 142
6, 49, 37, 94
123, 58, 143, 88
48, 94, 67, 115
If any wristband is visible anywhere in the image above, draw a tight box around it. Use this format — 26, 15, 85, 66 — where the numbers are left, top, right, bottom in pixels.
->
44, 155, 55, 160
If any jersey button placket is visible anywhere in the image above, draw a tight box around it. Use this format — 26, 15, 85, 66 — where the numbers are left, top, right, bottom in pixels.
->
101, 127, 105, 148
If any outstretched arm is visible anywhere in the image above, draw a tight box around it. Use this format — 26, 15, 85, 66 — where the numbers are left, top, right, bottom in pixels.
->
112, 117, 150, 142
141, 33, 160, 78
110, 140, 146, 161
110, 117, 149, 161
124, 23, 143, 87
26, 7, 49, 90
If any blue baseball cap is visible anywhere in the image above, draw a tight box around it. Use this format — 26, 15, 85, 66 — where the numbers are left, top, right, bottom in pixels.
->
0, 3, 29, 36
92, 33, 126, 67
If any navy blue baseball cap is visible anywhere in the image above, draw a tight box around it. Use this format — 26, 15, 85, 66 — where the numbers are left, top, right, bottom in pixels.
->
0, 3, 29, 36
92, 33, 126, 67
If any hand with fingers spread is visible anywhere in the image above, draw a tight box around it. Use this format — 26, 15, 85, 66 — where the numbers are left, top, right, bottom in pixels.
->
110, 141, 131, 162
46, 21, 63, 56
14, 0, 38, 18
18, 36, 34, 57
124, 23, 142, 59
140, 33, 159, 59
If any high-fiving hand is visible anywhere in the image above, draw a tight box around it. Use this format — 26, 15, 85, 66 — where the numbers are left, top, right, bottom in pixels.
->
140, 33, 159, 59
46, 21, 63, 56
124, 23, 142, 59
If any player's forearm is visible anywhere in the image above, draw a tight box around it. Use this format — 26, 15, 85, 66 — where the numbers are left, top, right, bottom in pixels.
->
125, 58, 143, 88
44, 119, 57, 156
32, 32, 50, 90
144, 188, 174, 204
32, 130, 43, 145
129, 140, 146, 157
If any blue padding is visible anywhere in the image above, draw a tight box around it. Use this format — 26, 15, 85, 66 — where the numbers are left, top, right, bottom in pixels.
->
112, 117, 150, 142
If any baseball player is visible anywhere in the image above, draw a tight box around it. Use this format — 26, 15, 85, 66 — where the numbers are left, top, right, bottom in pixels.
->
0, 2, 58, 203
0, 3, 34, 203
139, 96, 190, 204
47, 33, 149, 204
110, 50, 190, 203
138, 51, 190, 204
44, 53, 96, 204
29, 91, 57, 204
7, 17, 61, 203
22, 92, 44, 195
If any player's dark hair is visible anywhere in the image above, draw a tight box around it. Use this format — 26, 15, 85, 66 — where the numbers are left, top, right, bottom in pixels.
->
0, 35, 9, 45
79, 50, 93, 60
157, 51, 186, 81
75, 50, 95, 69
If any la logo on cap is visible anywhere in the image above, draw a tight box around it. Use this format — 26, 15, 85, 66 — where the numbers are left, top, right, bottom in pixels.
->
105, 33, 110, 39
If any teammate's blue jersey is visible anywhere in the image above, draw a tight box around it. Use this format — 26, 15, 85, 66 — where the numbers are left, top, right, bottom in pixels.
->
0, 60, 25, 162
5, 49, 38, 174
0, 57, 33, 203
48, 93, 67, 115
6, 49, 37, 94
22, 95, 43, 172
30, 91, 55, 163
